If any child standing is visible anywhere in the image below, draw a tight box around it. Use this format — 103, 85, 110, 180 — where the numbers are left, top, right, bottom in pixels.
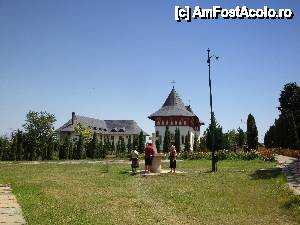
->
169, 145, 177, 173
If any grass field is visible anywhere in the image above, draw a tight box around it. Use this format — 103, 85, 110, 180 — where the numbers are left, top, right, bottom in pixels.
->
0, 160, 300, 225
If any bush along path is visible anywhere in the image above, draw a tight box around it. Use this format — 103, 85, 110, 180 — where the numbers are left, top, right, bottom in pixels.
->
276, 155, 300, 195
0, 184, 26, 225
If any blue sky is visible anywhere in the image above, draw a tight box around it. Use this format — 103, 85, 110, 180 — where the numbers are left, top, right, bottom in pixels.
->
0, 0, 299, 141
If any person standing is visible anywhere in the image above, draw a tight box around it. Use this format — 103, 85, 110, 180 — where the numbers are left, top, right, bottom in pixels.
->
169, 145, 177, 173
144, 143, 154, 173
131, 146, 139, 174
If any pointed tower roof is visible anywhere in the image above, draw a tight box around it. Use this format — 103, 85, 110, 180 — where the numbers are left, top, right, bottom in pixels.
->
148, 87, 197, 120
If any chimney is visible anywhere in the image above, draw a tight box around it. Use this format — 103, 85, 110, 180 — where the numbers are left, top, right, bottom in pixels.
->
72, 112, 75, 125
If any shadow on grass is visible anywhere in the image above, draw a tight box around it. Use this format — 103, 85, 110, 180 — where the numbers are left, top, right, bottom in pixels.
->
282, 196, 300, 209
250, 168, 282, 180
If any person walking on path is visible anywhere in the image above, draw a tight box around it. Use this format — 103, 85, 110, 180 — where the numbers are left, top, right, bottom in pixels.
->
169, 145, 177, 173
144, 143, 154, 173
131, 147, 139, 174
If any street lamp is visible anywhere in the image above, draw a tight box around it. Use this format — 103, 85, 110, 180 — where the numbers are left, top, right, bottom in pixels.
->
207, 48, 219, 172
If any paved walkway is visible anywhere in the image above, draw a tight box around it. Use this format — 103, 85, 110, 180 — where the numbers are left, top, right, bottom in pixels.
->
276, 155, 300, 195
0, 184, 26, 225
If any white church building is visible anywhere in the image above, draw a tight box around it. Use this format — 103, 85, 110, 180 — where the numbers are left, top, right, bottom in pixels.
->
148, 87, 204, 151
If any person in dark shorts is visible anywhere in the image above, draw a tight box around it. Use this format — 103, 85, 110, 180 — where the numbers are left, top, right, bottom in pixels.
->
131, 146, 139, 174
169, 145, 177, 173
144, 143, 154, 173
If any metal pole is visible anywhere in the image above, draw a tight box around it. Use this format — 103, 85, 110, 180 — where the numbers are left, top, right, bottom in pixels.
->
207, 48, 216, 172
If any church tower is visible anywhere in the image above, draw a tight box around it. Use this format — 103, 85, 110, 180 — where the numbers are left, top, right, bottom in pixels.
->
148, 87, 204, 151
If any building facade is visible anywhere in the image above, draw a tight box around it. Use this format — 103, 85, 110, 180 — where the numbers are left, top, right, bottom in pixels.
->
148, 87, 204, 151
57, 112, 148, 147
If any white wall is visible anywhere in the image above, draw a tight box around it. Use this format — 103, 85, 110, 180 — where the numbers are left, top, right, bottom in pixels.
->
154, 126, 200, 151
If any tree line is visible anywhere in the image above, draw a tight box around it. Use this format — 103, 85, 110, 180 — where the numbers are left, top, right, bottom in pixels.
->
0, 111, 146, 161
156, 112, 258, 153
264, 82, 300, 149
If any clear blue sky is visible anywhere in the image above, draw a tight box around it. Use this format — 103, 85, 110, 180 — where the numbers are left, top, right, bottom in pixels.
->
0, 0, 299, 142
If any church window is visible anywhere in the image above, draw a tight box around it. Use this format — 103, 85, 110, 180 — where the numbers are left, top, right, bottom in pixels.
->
171, 121, 173, 125
157, 121, 160, 126
181, 135, 185, 144
184, 121, 187, 125
162, 121, 164, 125
166, 120, 168, 125
175, 121, 177, 125
179, 121, 182, 125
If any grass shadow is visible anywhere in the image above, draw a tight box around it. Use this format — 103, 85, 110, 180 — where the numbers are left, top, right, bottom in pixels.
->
250, 168, 282, 180
282, 196, 300, 209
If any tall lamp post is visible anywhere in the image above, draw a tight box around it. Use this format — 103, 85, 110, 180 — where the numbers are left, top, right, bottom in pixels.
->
207, 48, 219, 172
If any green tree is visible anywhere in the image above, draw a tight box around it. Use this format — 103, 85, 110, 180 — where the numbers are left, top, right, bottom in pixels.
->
10, 134, 17, 161
87, 132, 98, 159
46, 136, 54, 160
0, 137, 10, 161
138, 131, 145, 152
16, 130, 24, 160
184, 131, 191, 152
74, 134, 84, 160
236, 127, 245, 149
193, 133, 200, 152
174, 128, 181, 152
206, 112, 224, 151
264, 125, 275, 148
163, 126, 171, 153
247, 114, 258, 150
74, 123, 93, 143
127, 135, 132, 152
155, 131, 161, 152
120, 137, 126, 153
278, 82, 300, 139
23, 111, 56, 159
132, 136, 139, 150
59, 137, 70, 160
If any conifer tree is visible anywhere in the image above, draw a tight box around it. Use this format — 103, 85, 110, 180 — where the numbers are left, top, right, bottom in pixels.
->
155, 131, 161, 152
75, 134, 84, 160
138, 131, 145, 152
174, 127, 181, 152
163, 126, 171, 153
1, 138, 10, 161
236, 127, 245, 149
206, 112, 224, 151
46, 136, 54, 160
132, 136, 139, 150
120, 137, 126, 153
59, 137, 70, 160
87, 132, 98, 159
184, 131, 191, 152
16, 130, 24, 160
10, 135, 17, 161
247, 114, 258, 150
193, 133, 200, 152
127, 135, 132, 152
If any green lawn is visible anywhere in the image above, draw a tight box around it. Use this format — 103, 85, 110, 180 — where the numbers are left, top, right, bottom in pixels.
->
0, 160, 300, 225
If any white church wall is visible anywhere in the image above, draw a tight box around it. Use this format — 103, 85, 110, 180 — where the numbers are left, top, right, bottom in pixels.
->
155, 125, 198, 151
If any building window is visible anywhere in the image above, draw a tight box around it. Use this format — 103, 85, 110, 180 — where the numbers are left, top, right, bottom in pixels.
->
166, 120, 168, 125
179, 121, 182, 125
181, 136, 185, 144
157, 121, 160, 126
162, 121, 164, 125
175, 121, 177, 125
184, 121, 187, 125
111, 136, 114, 140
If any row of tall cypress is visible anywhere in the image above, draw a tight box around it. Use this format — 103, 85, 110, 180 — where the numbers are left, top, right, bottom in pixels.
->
156, 112, 258, 153
0, 110, 146, 161
264, 82, 300, 149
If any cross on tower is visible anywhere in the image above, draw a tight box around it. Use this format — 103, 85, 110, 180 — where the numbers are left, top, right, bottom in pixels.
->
170, 80, 176, 88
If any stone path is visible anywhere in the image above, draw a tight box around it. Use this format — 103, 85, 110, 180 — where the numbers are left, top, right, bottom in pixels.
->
0, 184, 26, 225
276, 155, 300, 195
